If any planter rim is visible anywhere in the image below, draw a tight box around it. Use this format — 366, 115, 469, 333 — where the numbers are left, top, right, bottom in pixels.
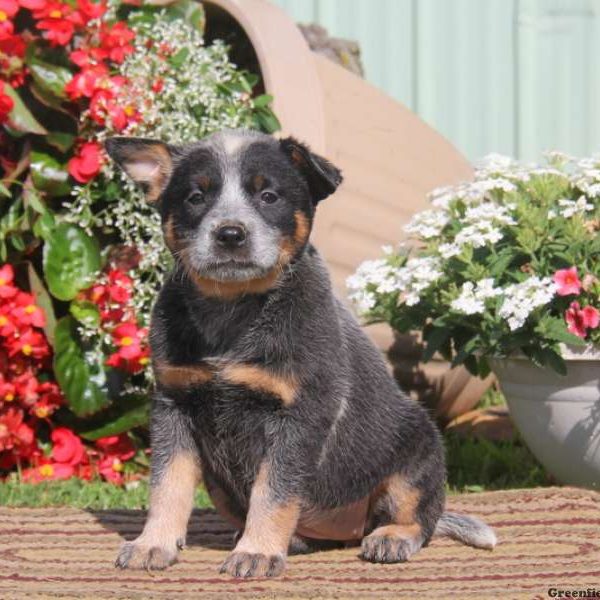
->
489, 344, 600, 363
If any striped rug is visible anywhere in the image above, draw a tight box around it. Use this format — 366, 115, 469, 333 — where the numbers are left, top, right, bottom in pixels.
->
1, 486, 599, 599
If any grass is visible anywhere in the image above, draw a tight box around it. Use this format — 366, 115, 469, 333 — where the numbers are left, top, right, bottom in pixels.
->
0, 478, 213, 510
445, 432, 551, 493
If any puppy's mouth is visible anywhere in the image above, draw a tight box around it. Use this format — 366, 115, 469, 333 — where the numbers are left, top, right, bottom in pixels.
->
195, 259, 274, 282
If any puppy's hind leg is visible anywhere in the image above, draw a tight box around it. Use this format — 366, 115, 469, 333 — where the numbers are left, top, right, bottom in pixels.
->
116, 397, 201, 570
361, 473, 443, 564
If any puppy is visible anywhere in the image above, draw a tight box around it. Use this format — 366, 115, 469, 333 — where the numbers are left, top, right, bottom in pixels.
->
106, 130, 496, 578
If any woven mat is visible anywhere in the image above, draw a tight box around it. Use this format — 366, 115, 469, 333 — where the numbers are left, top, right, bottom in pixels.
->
1, 486, 599, 599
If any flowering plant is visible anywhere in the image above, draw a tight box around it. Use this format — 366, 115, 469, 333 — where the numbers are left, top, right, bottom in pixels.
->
348, 153, 600, 377
0, 0, 278, 481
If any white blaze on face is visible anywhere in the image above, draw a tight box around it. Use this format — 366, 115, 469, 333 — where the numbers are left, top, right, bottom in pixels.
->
189, 132, 282, 280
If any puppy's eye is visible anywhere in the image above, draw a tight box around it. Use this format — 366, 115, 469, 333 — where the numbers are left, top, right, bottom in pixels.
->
261, 190, 278, 204
187, 190, 205, 205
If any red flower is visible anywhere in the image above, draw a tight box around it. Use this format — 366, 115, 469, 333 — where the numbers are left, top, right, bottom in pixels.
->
89, 86, 138, 131
0, 308, 16, 337
98, 454, 124, 484
96, 433, 135, 461
0, 374, 15, 402
0, 0, 18, 41
76, 0, 105, 22
33, 2, 82, 46
0, 406, 34, 452
0, 80, 14, 122
565, 301, 598, 339
99, 22, 134, 63
51, 427, 85, 466
554, 267, 582, 296
65, 63, 109, 99
11, 291, 46, 328
68, 141, 102, 183
19, 0, 47, 9
22, 460, 75, 482
106, 322, 149, 373
7, 328, 49, 359
582, 305, 600, 330
13, 370, 40, 405
0, 264, 17, 298
106, 269, 132, 304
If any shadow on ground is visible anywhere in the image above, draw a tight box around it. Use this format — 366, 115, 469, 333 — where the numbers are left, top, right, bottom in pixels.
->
89, 508, 236, 551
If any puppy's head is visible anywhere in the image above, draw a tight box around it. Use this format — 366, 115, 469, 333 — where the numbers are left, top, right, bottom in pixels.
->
105, 130, 342, 298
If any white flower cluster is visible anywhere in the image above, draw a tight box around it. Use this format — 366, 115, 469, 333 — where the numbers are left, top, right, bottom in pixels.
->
404, 209, 449, 239
498, 276, 557, 331
548, 196, 596, 219
347, 255, 442, 313
450, 278, 501, 315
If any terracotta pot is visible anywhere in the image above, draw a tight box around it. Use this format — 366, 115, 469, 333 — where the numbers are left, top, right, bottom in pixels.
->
203, 0, 488, 417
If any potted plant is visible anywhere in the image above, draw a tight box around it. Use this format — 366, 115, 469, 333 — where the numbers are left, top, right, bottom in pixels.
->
348, 152, 600, 488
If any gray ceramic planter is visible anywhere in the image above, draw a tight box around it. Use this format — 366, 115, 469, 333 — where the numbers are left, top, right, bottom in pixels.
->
491, 346, 600, 489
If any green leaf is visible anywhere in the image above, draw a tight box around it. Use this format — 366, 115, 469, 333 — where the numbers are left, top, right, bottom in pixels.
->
540, 347, 567, 376
43, 223, 101, 301
33, 210, 56, 241
27, 262, 57, 346
28, 58, 72, 100
70, 299, 100, 328
538, 316, 587, 347
0, 182, 10, 198
4, 86, 47, 135
30, 151, 70, 197
53, 316, 110, 417
168, 48, 190, 69
78, 395, 149, 441
46, 132, 75, 153
422, 326, 451, 362
252, 94, 273, 109
254, 108, 281, 134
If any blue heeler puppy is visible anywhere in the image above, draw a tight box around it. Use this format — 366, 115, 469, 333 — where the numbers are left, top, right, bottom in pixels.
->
105, 130, 496, 578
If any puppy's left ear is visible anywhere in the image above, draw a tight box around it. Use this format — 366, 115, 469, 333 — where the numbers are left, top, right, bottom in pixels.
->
104, 136, 176, 203
280, 137, 343, 203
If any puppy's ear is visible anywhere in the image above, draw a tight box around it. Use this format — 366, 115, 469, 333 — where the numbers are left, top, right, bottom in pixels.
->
280, 137, 343, 203
104, 137, 176, 203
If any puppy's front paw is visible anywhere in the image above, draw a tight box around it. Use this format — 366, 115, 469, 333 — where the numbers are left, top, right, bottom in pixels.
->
361, 533, 421, 563
115, 537, 183, 570
219, 551, 285, 578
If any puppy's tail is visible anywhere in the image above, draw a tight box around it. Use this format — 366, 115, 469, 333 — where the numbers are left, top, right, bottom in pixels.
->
434, 512, 497, 549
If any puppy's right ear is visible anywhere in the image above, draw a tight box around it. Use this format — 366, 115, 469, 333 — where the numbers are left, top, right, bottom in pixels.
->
104, 137, 175, 203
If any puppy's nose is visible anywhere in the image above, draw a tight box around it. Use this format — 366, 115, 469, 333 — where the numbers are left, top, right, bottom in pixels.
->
215, 224, 247, 248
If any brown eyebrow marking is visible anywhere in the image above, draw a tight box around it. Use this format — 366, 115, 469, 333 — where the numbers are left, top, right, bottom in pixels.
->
197, 175, 210, 191
253, 174, 266, 192
220, 363, 297, 406
154, 362, 214, 388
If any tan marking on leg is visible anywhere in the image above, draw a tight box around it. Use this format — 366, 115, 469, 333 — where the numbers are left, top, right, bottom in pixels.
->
386, 474, 421, 527
235, 463, 300, 556
221, 364, 297, 406
116, 452, 201, 570
154, 362, 214, 388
